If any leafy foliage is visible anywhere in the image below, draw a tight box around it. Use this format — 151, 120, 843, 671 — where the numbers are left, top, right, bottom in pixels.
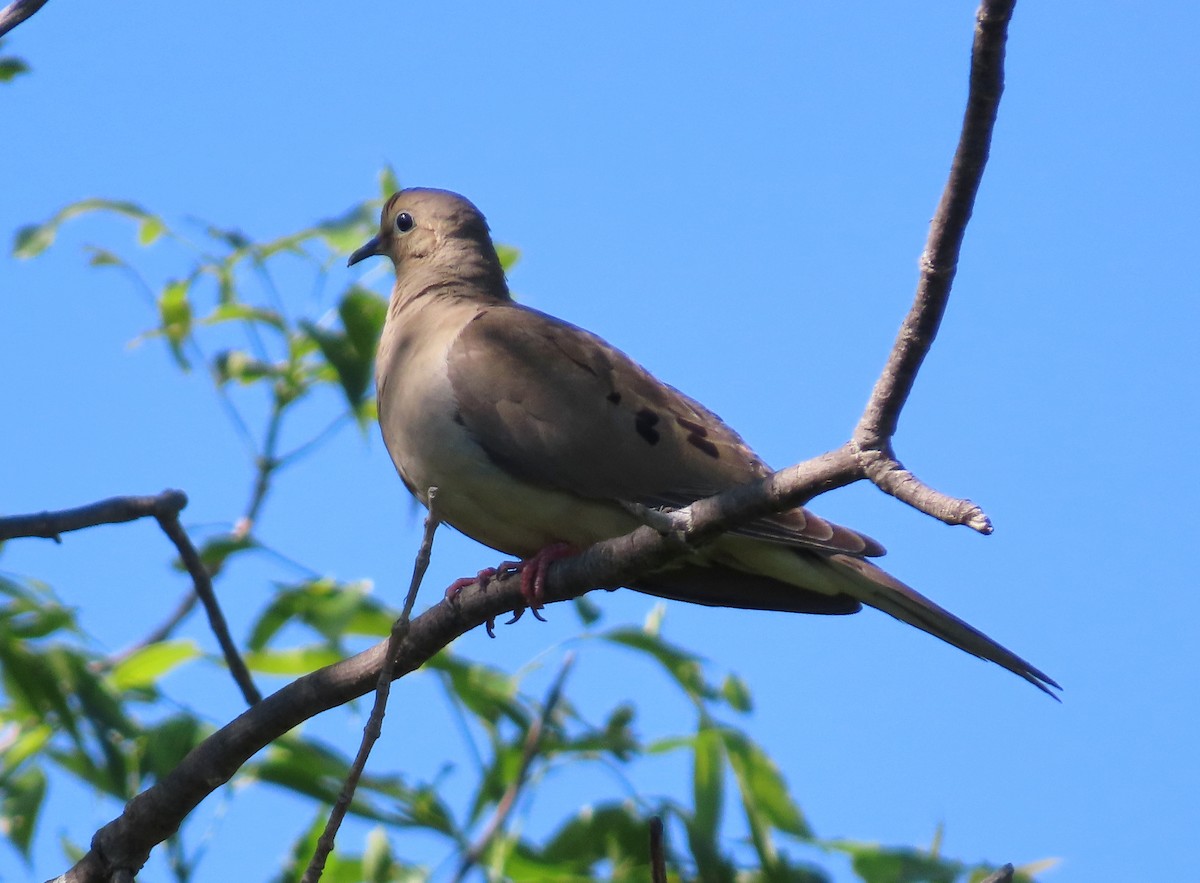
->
0, 174, 1051, 881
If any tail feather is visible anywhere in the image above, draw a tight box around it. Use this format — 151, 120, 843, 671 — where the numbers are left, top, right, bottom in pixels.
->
827, 553, 1061, 698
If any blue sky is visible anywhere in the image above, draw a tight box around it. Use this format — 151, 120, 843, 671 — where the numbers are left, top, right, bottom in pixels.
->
2, 2, 1198, 881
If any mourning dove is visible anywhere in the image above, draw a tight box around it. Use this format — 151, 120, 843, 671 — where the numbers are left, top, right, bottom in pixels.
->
350, 188, 1059, 697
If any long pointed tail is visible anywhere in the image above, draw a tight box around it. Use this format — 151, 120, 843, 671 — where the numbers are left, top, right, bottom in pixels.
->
828, 553, 1061, 698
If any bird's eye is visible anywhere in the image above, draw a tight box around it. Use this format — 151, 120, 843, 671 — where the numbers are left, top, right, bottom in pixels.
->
394, 212, 415, 234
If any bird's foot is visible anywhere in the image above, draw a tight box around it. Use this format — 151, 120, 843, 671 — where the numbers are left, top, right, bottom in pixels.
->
445, 560, 523, 600
517, 542, 576, 608
454, 545, 574, 638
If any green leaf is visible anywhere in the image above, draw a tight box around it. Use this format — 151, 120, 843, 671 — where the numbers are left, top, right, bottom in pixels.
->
195, 533, 257, 574
137, 216, 166, 246
425, 651, 526, 730
300, 287, 387, 418
601, 626, 714, 701
247, 578, 391, 652
0, 766, 46, 858
571, 595, 603, 627
85, 247, 125, 268
495, 243, 521, 272
242, 645, 343, 675
0, 576, 77, 639
140, 714, 208, 781
540, 802, 650, 870
379, 165, 400, 199
720, 673, 754, 712
213, 350, 279, 386
12, 223, 55, 259
721, 728, 811, 839
832, 842, 962, 883
13, 198, 157, 259
691, 727, 724, 849
107, 640, 200, 692
157, 278, 193, 368
204, 301, 286, 330
0, 57, 30, 83
0, 724, 53, 775
340, 287, 387, 356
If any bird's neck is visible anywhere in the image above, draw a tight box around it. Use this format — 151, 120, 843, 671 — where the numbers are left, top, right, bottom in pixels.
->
392, 250, 510, 311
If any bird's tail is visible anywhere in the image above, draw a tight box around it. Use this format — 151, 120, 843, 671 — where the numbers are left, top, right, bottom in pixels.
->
826, 553, 1060, 698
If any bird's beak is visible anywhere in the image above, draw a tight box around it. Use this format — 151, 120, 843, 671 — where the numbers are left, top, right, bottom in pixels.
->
347, 235, 382, 267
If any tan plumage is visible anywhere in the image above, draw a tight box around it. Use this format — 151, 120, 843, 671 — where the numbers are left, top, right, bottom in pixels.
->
350, 188, 1059, 697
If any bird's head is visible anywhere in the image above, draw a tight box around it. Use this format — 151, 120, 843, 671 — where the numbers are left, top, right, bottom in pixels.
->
348, 188, 496, 271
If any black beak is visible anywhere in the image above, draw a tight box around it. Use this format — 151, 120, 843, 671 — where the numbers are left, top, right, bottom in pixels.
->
347, 235, 382, 267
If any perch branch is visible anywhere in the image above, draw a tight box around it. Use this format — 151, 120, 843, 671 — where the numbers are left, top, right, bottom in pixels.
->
54, 2, 1023, 877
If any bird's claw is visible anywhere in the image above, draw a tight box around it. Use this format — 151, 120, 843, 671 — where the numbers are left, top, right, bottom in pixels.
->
453, 544, 574, 637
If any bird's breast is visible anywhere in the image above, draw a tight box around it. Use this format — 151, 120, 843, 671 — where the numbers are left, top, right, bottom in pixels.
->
376, 301, 637, 558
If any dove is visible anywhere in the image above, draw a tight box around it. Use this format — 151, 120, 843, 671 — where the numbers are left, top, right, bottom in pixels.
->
349, 188, 1058, 696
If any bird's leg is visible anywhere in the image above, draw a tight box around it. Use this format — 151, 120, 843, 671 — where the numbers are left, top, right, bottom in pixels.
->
448, 545, 574, 636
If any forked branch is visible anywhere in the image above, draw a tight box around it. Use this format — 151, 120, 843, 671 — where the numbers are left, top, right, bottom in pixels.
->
54, 1, 1020, 878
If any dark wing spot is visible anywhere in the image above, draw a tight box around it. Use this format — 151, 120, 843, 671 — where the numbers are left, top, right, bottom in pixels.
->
634, 408, 661, 445
688, 435, 720, 458
607, 391, 622, 405
677, 416, 719, 458
675, 416, 708, 437
453, 411, 466, 426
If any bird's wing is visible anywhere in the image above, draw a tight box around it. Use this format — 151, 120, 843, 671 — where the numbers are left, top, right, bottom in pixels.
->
446, 303, 881, 557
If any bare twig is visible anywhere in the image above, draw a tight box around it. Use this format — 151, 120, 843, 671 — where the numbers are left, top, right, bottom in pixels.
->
851, 0, 1016, 534
300, 488, 442, 883
155, 511, 261, 706
0, 0, 48, 39
453, 652, 577, 882
0, 490, 187, 542
0, 491, 261, 706
649, 816, 667, 883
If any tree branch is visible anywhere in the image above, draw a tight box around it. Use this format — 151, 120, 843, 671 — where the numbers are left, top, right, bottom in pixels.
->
0, 490, 188, 542
851, 0, 1016, 533
55, 449, 859, 882
301, 490, 442, 883
0, 0, 49, 39
0, 491, 261, 706
52, 2, 1023, 877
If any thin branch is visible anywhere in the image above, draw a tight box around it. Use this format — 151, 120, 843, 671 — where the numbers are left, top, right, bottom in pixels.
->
453, 652, 576, 883
300, 488, 442, 883
649, 816, 667, 883
0, 0, 48, 39
851, 0, 1016, 534
0, 491, 261, 706
0, 490, 187, 542
155, 510, 261, 706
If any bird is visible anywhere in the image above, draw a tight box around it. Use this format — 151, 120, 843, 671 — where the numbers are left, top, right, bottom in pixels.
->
348, 187, 1059, 697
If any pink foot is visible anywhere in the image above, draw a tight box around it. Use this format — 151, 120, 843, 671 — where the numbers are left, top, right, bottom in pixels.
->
444, 560, 523, 600
445, 545, 576, 637
517, 542, 576, 609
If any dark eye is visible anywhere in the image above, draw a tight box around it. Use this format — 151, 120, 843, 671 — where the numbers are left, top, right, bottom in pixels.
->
394, 212, 414, 233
